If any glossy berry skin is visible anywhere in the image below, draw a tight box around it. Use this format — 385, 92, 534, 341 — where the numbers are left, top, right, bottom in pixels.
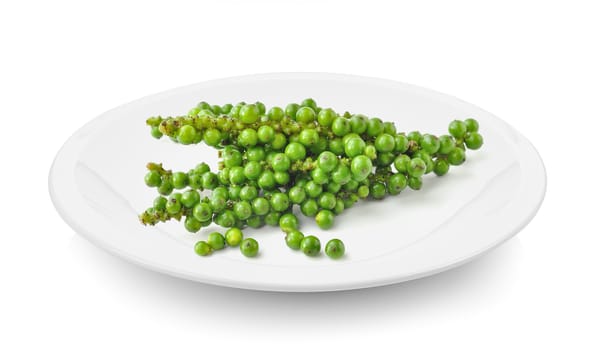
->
331, 117, 350, 137
257, 125, 275, 143
300, 235, 321, 257
465, 132, 484, 150
193, 202, 212, 222
464, 118, 480, 133
177, 125, 197, 144
375, 134, 395, 153
448, 120, 467, 139
239, 104, 260, 124
271, 153, 291, 172
448, 147, 466, 165
270, 192, 290, 212
315, 209, 335, 230
311, 168, 329, 185
420, 134, 441, 155
251, 197, 270, 216
394, 154, 411, 173
296, 107, 316, 124
144, 171, 162, 187
285, 142, 306, 161
408, 176, 423, 190
268, 107, 284, 121
240, 238, 259, 257
171, 171, 188, 189
407, 158, 427, 178
288, 186, 307, 204
434, 158, 450, 176
225, 228, 244, 247
438, 135, 456, 155
387, 173, 407, 195
153, 196, 167, 211
184, 217, 203, 233
318, 192, 337, 210
285, 230, 304, 250
350, 155, 373, 181
325, 239, 345, 259
279, 213, 299, 232
301, 199, 319, 217
344, 137, 366, 158
366, 118, 384, 137
370, 182, 387, 200
317, 151, 339, 173
317, 108, 336, 127
194, 241, 212, 256
304, 181, 323, 198
207, 232, 225, 250
234, 201, 253, 220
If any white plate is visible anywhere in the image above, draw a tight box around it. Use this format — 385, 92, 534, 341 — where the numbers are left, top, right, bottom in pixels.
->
49, 73, 546, 292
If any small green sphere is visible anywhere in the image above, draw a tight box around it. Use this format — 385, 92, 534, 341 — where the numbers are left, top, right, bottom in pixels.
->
448, 120, 467, 139
193, 202, 212, 222
301, 199, 319, 217
285, 103, 300, 118
387, 173, 407, 195
317, 151, 339, 173
370, 182, 387, 200
448, 147, 466, 165
271, 153, 291, 172
203, 128, 222, 147
317, 108, 337, 127
420, 134, 441, 154
171, 171, 188, 189
434, 158, 450, 176
300, 98, 318, 111
438, 135, 456, 154
239, 104, 260, 124
288, 186, 307, 204
465, 132, 484, 150
240, 238, 259, 257
315, 209, 335, 230
270, 192, 290, 212
279, 213, 299, 232
180, 190, 200, 208
233, 201, 253, 220
194, 241, 212, 256
408, 176, 423, 190
325, 239, 345, 259
184, 216, 203, 233
268, 106, 285, 121
285, 230, 305, 250
153, 196, 168, 211
177, 125, 197, 145
257, 125, 275, 143
331, 117, 351, 137
207, 232, 226, 250
300, 235, 321, 257
296, 106, 316, 123
248, 199, 267, 218
407, 158, 427, 178
318, 192, 337, 210
299, 128, 320, 147
225, 228, 244, 247
465, 118, 480, 133
285, 142, 306, 161
375, 134, 396, 153
144, 171, 162, 187
350, 155, 373, 182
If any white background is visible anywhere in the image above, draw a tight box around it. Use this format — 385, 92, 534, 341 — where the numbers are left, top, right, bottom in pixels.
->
1, 0, 604, 349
